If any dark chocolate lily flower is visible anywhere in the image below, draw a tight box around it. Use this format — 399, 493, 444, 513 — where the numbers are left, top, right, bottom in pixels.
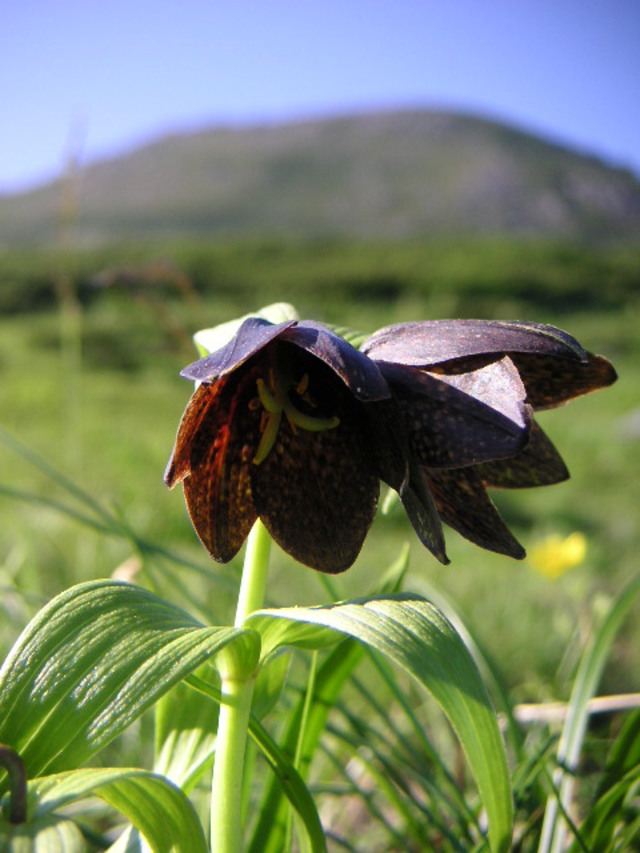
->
165, 318, 392, 573
166, 315, 615, 573
362, 320, 617, 559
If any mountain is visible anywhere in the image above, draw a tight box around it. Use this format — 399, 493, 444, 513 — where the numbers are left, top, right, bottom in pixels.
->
2, 109, 640, 245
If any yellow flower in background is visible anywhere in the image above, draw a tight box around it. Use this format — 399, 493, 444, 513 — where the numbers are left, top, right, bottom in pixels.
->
527, 532, 587, 579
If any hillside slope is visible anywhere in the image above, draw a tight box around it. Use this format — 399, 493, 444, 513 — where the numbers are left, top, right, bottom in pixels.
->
2, 109, 640, 244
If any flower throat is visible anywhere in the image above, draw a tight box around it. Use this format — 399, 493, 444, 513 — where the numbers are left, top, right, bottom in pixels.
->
250, 353, 340, 465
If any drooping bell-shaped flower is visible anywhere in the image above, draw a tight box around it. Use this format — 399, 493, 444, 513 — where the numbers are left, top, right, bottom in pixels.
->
166, 314, 616, 572
165, 318, 391, 572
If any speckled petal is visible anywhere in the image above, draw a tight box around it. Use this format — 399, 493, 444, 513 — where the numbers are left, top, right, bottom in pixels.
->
251, 380, 379, 573
172, 370, 261, 562
430, 356, 529, 429
425, 467, 525, 559
164, 380, 221, 489
181, 318, 297, 382
506, 352, 617, 409
475, 421, 569, 488
362, 320, 589, 367
399, 459, 448, 563
379, 362, 531, 468
281, 321, 390, 401
363, 399, 447, 563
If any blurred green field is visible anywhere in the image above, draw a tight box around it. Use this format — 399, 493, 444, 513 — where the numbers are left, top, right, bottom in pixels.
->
1, 236, 639, 698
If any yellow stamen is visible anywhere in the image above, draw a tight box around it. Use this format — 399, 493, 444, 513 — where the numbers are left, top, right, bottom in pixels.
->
251, 362, 340, 465
253, 410, 282, 465
296, 373, 309, 395
256, 378, 280, 414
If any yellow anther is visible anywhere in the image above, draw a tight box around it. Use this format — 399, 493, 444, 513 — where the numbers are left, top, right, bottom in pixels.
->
296, 373, 310, 395
251, 367, 340, 465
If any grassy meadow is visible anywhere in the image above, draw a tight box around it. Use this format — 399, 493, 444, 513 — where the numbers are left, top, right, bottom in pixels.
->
2, 237, 639, 676
1, 236, 639, 846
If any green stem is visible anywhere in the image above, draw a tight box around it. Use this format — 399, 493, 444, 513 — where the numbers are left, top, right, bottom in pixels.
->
234, 519, 272, 627
210, 520, 272, 852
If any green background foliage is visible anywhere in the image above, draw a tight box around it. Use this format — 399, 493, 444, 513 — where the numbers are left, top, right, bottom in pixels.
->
1, 234, 638, 848
1, 238, 638, 685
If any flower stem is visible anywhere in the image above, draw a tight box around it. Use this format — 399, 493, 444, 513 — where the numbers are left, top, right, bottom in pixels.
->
234, 519, 272, 627
210, 520, 272, 852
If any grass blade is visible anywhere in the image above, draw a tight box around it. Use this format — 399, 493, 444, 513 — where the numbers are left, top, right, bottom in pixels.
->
538, 574, 640, 853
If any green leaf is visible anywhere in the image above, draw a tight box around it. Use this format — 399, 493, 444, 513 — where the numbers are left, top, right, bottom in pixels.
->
598, 707, 640, 797
0, 580, 260, 784
193, 302, 300, 356
539, 575, 640, 853
250, 652, 291, 721
248, 592, 513, 853
153, 678, 219, 792
20, 767, 206, 853
152, 650, 286, 796
0, 813, 86, 853
568, 765, 640, 853
246, 718, 326, 853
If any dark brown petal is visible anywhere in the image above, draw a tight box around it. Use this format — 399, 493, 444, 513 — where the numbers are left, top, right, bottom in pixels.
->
399, 460, 448, 564
179, 369, 262, 562
364, 399, 410, 493
362, 399, 447, 563
281, 321, 390, 401
507, 352, 618, 410
362, 320, 588, 368
475, 421, 569, 488
164, 379, 225, 488
251, 398, 379, 573
425, 467, 525, 559
181, 318, 297, 382
379, 362, 531, 468
430, 356, 529, 428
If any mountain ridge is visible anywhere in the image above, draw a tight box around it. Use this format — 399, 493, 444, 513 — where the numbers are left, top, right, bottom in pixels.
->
2, 108, 640, 245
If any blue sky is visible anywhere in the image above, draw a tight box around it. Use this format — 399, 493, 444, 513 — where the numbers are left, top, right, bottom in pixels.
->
2, 1, 639, 193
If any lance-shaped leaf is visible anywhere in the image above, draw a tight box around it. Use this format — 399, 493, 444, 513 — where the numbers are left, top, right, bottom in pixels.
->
153, 680, 220, 793
0, 580, 260, 784
0, 767, 207, 853
249, 638, 364, 853
154, 654, 289, 793
185, 673, 328, 853
247, 593, 513, 853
